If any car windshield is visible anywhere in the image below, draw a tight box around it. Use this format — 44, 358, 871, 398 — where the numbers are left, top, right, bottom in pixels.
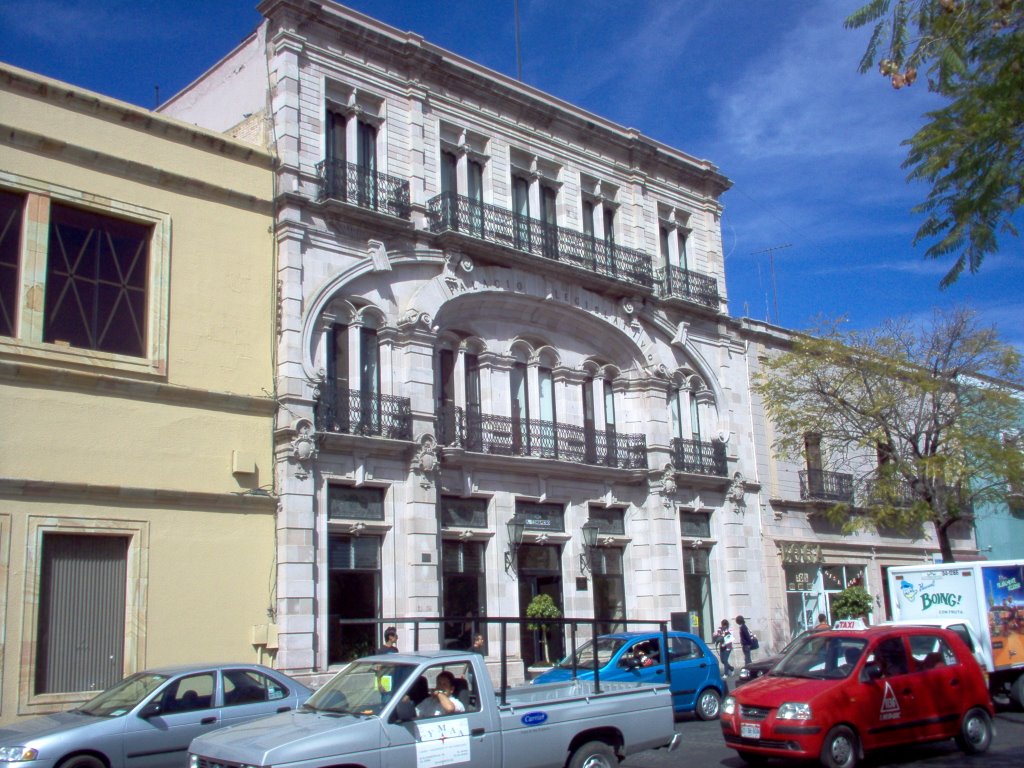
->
554, 637, 628, 669
78, 673, 169, 717
304, 661, 417, 716
771, 635, 867, 680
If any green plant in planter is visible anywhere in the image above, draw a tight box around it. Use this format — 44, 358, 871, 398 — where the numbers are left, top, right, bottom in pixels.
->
831, 586, 874, 621
526, 593, 562, 665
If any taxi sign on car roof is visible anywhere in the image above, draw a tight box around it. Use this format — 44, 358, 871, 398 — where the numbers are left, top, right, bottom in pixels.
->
832, 618, 869, 630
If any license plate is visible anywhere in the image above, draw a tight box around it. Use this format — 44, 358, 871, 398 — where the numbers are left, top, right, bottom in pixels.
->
741, 723, 761, 739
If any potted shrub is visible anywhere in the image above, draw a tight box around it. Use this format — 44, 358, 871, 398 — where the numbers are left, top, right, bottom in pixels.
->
526, 593, 562, 665
831, 585, 874, 622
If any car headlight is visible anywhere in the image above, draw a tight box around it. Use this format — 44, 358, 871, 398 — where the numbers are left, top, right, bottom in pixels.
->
0, 747, 39, 762
189, 756, 199, 768
722, 695, 737, 716
738, 668, 750, 680
776, 702, 812, 720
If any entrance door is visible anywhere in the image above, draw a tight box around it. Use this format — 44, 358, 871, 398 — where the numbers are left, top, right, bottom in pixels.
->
516, 545, 564, 667
328, 534, 381, 663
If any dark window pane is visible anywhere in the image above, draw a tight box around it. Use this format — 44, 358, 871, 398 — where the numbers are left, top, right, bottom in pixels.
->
328, 485, 385, 520
441, 497, 487, 528
587, 506, 625, 536
680, 512, 711, 538
43, 203, 150, 357
516, 502, 564, 532
328, 535, 380, 570
0, 190, 25, 337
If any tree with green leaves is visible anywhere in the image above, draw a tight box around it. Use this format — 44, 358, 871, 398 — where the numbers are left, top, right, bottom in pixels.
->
526, 593, 563, 665
832, 586, 875, 620
754, 308, 1022, 562
845, 0, 1023, 286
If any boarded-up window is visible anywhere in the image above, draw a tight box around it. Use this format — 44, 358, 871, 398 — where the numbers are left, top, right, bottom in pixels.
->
36, 533, 128, 694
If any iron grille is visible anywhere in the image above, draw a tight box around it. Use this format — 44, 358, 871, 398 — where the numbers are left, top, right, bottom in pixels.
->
316, 159, 411, 219
436, 405, 647, 469
427, 192, 654, 289
670, 437, 728, 477
799, 469, 855, 503
656, 264, 720, 308
315, 384, 412, 440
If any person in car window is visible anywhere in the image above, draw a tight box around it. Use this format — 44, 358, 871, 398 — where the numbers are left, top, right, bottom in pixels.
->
417, 671, 465, 717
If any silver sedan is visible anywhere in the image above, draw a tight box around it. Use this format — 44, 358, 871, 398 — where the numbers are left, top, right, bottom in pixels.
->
0, 663, 311, 768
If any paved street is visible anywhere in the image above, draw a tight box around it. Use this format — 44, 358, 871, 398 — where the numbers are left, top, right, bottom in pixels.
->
622, 702, 1024, 768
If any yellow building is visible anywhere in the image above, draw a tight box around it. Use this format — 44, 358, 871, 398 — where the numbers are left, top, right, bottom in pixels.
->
0, 64, 277, 719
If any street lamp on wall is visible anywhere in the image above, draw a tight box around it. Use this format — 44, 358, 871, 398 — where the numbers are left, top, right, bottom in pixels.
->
504, 514, 527, 576
579, 520, 602, 574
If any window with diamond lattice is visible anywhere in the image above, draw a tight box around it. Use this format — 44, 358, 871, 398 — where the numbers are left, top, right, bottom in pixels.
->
0, 190, 25, 338
43, 203, 151, 357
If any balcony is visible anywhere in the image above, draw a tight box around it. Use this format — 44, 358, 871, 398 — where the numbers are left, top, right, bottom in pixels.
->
436, 405, 647, 469
315, 384, 412, 440
670, 438, 728, 477
426, 192, 654, 290
656, 265, 720, 309
316, 159, 411, 219
799, 469, 855, 503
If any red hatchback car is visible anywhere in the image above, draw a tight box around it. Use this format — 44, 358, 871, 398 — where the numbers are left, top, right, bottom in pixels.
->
720, 624, 994, 768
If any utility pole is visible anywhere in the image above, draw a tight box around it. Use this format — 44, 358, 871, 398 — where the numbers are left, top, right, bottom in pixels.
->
514, 0, 523, 81
751, 244, 791, 325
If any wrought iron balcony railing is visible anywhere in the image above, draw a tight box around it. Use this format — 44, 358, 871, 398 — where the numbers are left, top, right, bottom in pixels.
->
316, 159, 411, 219
315, 384, 412, 440
656, 265, 720, 309
669, 437, 728, 477
799, 469, 855, 503
436, 405, 647, 469
427, 192, 654, 289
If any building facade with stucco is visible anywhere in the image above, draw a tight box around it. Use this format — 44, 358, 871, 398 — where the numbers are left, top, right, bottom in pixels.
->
0, 64, 277, 717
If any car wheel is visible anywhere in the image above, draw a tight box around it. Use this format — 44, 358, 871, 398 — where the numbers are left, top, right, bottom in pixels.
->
819, 725, 857, 768
1012, 674, 1024, 710
695, 688, 721, 720
568, 740, 617, 768
955, 707, 993, 754
58, 756, 106, 768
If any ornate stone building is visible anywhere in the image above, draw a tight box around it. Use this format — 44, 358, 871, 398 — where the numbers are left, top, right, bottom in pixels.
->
162, 0, 767, 675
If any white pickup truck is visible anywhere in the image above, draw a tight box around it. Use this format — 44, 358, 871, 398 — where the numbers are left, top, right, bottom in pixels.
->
187, 649, 679, 768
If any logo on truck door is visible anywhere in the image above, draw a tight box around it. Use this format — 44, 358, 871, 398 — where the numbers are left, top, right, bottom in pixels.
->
521, 711, 548, 726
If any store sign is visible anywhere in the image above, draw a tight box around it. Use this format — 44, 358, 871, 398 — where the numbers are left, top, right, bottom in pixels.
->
780, 542, 823, 564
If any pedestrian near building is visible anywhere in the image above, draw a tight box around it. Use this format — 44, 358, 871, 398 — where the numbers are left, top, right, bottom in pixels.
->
378, 626, 399, 654
815, 613, 830, 629
736, 615, 754, 666
713, 619, 735, 675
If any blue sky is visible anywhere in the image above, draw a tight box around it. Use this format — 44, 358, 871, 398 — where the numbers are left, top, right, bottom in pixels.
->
1, 0, 1020, 350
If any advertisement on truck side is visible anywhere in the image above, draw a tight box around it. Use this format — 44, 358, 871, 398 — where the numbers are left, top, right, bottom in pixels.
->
982, 563, 1024, 669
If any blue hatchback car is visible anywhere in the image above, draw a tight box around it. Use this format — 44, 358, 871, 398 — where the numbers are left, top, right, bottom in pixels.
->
532, 631, 725, 719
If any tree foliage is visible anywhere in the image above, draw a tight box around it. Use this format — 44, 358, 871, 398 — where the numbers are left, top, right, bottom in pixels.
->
832, 586, 875, 620
845, 0, 1023, 286
754, 308, 1022, 562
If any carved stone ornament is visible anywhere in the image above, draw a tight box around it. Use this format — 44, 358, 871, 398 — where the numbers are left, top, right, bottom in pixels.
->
661, 465, 678, 497
413, 434, 441, 487
728, 471, 747, 509
289, 419, 318, 479
398, 308, 431, 330
367, 239, 391, 272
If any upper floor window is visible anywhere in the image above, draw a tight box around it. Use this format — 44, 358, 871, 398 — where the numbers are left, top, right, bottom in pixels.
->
1, 189, 26, 338
43, 203, 151, 358
658, 207, 691, 270
0, 179, 169, 375
670, 381, 703, 442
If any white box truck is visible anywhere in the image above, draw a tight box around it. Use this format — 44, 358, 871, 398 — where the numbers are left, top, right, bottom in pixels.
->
888, 559, 1024, 706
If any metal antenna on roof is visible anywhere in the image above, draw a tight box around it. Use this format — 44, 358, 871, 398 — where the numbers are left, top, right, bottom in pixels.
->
154, 85, 160, 109
751, 243, 791, 325
514, 0, 523, 81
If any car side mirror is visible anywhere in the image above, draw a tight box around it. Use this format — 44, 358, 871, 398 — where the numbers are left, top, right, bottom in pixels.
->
861, 663, 883, 682
139, 701, 163, 718
392, 700, 417, 723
